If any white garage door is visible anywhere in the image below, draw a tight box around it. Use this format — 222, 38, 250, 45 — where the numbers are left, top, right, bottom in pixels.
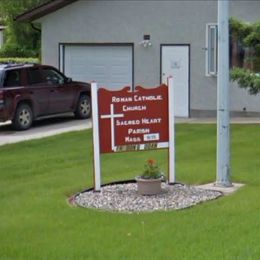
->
61, 45, 133, 90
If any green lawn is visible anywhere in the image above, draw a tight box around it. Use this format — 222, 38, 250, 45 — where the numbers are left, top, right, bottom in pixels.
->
0, 124, 259, 259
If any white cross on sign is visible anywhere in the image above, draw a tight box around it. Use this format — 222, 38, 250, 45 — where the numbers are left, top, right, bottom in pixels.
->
101, 104, 124, 151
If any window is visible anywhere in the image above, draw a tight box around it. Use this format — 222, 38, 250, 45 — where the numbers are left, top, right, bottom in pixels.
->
0, 70, 4, 86
42, 68, 65, 84
206, 23, 218, 76
27, 68, 43, 84
3, 70, 21, 87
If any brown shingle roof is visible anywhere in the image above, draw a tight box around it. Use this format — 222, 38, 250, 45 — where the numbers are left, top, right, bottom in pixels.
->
15, 0, 78, 22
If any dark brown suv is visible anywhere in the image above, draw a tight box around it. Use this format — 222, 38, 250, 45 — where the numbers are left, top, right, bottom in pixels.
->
0, 63, 91, 130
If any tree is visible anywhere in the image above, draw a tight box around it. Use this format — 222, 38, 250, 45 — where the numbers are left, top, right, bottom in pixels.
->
0, 0, 47, 57
230, 18, 260, 94
229, 17, 252, 68
231, 67, 260, 95
243, 21, 260, 72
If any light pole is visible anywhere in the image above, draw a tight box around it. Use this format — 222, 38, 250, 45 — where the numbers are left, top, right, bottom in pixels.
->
216, 0, 232, 187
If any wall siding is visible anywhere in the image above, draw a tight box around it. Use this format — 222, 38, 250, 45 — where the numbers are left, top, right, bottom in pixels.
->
38, 0, 260, 114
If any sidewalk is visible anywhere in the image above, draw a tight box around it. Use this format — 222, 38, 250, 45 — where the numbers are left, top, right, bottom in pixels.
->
175, 117, 260, 124
0, 118, 92, 146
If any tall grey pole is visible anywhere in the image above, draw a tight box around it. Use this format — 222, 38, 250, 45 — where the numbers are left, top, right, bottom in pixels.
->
216, 0, 232, 187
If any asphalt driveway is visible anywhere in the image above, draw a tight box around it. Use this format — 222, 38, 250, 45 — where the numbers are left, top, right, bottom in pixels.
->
0, 115, 92, 146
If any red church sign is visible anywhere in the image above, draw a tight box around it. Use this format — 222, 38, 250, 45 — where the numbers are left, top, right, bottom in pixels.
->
98, 85, 169, 153
91, 77, 175, 191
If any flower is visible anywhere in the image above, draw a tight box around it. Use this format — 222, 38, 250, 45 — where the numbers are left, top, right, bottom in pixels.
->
141, 159, 162, 179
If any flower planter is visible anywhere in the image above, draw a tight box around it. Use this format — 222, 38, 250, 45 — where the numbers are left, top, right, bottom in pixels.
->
135, 177, 163, 195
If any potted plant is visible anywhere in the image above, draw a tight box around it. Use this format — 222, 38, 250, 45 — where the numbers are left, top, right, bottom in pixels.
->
135, 159, 164, 195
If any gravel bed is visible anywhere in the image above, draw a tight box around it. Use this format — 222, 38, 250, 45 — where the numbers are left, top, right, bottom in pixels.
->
75, 183, 222, 213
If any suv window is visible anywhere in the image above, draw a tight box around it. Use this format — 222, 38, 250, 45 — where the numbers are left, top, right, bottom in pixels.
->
27, 68, 43, 84
42, 68, 65, 84
0, 70, 4, 87
3, 69, 21, 87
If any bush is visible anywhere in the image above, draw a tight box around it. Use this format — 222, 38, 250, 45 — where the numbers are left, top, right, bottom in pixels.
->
0, 44, 39, 58
0, 57, 39, 64
231, 67, 260, 95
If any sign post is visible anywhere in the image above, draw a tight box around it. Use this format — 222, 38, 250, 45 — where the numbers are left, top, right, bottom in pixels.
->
168, 77, 175, 183
91, 78, 175, 189
91, 82, 101, 191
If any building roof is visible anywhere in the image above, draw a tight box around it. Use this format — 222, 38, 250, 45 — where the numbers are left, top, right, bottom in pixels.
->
15, 0, 78, 22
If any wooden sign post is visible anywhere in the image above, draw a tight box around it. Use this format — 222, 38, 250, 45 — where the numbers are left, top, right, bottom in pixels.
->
91, 77, 175, 191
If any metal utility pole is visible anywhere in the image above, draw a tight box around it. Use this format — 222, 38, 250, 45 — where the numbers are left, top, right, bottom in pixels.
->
216, 0, 232, 187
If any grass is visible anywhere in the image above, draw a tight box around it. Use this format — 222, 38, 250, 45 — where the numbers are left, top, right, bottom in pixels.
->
0, 124, 259, 259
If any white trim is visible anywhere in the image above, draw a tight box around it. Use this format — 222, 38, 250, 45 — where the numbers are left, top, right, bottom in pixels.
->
91, 82, 101, 191
168, 77, 175, 183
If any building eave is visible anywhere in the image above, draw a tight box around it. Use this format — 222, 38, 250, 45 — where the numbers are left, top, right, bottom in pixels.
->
15, 0, 78, 22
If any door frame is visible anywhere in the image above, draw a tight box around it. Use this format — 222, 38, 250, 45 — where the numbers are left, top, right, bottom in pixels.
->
160, 44, 191, 117
58, 43, 135, 89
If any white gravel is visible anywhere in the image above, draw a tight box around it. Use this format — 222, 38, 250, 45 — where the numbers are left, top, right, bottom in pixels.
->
75, 183, 222, 213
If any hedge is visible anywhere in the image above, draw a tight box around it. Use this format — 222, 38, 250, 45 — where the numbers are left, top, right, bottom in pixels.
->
0, 57, 40, 64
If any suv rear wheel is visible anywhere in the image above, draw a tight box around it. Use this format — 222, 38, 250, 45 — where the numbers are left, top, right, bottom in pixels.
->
12, 103, 33, 130
75, 95, 91, 119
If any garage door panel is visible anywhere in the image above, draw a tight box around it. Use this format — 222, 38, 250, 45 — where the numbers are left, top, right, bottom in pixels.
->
63, 45, 132, 90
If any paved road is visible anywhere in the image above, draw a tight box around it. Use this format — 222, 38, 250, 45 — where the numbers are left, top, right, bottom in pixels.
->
0, 115, 92, 146
0, 116, 259, 147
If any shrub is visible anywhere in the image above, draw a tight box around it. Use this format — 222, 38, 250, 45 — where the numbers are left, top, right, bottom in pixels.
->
0, 44, 39, 58
231, 67, 260, 95
0, 57, 39, 64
